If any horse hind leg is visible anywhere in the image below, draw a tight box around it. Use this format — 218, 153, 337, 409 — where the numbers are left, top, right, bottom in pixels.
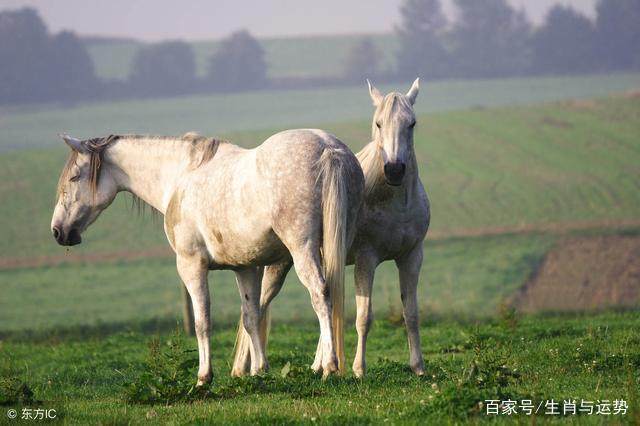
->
234, 267, 268, 375
396, 244, 426, 376
291, 245, 338, 377
231, 260, 292, 376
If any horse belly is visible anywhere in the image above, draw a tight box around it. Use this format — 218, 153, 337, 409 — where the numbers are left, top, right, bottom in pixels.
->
204, 225, 288, 269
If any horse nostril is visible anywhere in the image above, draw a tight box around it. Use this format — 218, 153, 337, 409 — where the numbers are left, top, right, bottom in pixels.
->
52, 226, 65, 244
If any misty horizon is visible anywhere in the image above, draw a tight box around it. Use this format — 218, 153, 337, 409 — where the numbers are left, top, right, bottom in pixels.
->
0, 0, 596, 41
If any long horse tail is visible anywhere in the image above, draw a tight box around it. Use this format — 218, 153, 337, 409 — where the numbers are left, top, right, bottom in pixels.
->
317, 147, 349, 373
231, 314, 250, 376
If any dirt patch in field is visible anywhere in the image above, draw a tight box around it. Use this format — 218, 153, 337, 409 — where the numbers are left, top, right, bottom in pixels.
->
624, 89, 640, 99
540, 116, 573, 129
513, 235, 640, 313
0, 246, 173, 270
562, 99, 598, 110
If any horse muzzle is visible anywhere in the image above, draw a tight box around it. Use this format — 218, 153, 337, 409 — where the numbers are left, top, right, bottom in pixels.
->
383, 161, 406, 186
52, 226, 82, 246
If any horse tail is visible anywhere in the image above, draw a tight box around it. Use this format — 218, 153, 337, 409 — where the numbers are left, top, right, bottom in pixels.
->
318, 147, 350, 373
231, 314, 250, 376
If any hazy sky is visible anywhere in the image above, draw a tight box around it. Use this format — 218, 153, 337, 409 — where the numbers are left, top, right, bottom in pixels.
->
0, 0, 597, 41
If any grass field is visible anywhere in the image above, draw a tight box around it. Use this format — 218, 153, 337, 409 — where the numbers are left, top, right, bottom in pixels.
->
2, 312, 639, 424
1, 93, 639, 261
85, 34, 397, 81
3, 73, 640, 153
0, 233, 554, 333
1, 81, 639, 423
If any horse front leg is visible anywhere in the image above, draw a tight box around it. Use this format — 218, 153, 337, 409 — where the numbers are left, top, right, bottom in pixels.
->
395, 243, 425, 376
352, 251, 378, 377
176, 254, 212, 385
234, 267, 268, 375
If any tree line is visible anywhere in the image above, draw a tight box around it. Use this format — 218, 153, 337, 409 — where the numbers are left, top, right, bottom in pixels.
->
352, 0, 640, 82
1, 1, 639, 105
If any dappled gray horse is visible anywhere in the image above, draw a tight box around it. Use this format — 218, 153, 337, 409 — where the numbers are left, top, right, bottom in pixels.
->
233, 79, 430, 377
51, 130, 363, 384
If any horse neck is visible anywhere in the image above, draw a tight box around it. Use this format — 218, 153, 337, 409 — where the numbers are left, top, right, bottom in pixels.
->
103, 137, 197, 214
357, 141, 419, 205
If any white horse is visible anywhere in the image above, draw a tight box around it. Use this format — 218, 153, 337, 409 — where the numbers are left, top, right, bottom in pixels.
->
51, 130, 364, 384
232, 79, 430, 377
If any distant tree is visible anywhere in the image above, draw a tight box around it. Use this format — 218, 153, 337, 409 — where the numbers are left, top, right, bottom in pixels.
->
451, 0, 532, 78
207, 30, 267, 92
0, 8, 49, 103
129, 41, 197, 97
595, 0, 640, 70
532, 6, 597, 75
344, 38, 380, 83
0, 7, 99, 104
395, 0, 450, 80
48, 31, 99, 99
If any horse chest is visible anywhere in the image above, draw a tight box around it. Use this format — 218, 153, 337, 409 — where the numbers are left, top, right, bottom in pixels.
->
358, 204, 428, 260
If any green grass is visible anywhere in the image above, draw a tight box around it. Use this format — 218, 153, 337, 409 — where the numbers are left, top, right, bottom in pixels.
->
1, 94, 638, 260
2, 78, 640, 423
1, 312, 638, 424
3, 73, 640, 152
86, 34, 398, 81
0, 234, 553, 333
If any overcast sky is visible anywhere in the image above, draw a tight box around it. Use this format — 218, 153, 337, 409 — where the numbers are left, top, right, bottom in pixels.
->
0, 0, 597, 41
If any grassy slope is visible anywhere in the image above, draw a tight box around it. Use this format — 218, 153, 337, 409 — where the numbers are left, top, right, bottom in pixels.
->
2, 313, 639, 424
1, 91, 639, 423
1, 95, 638, 260
0, 234, 553, 332
3, 73, 640, 153
86, 34, 397, 81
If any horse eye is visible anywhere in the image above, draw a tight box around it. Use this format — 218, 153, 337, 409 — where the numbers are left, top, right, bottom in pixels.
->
409, 121, 416, 129
376, 122, 381, 129
69, 174, 80, 182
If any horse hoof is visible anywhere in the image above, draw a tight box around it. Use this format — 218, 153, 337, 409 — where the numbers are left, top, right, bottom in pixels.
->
353, 367, 365, 378
250, 363, 269, 376
321, 360, 338, 379
196, 371, 212, 386
230, 368, 246, 378
411, 363, 425, 376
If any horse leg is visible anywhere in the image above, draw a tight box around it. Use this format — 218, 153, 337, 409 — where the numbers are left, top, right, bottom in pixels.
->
352, 252, 378, 377
258, 261, 293, 351
231, 260, 292, 376
395, 243, 425, 375
234, 267, 268, 375
291, 246, 338, 377
176, 254, 212, 385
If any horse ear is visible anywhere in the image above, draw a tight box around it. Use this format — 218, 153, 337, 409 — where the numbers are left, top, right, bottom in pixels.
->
406, 78, 420, 105
367, 79, 383, 107
60, 134, 88, 153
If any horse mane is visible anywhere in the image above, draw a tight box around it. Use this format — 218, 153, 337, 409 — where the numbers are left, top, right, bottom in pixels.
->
56, 133, 223, 216
355, 142, 386, 199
